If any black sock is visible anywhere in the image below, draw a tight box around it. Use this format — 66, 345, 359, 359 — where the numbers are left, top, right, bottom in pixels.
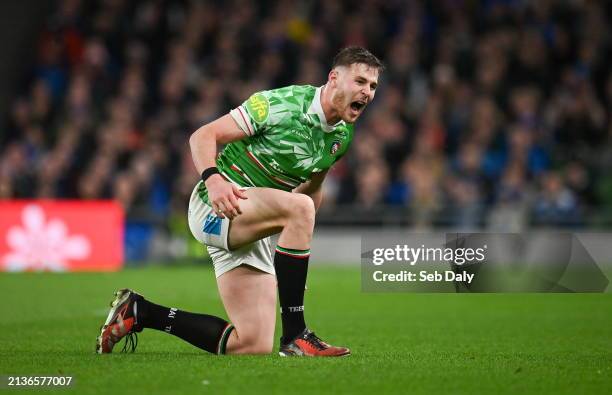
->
136, 299, 234, 354
274, 245, 310, 344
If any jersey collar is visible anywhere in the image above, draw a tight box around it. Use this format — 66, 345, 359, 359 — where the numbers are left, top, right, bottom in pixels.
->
308, 85, 344, 133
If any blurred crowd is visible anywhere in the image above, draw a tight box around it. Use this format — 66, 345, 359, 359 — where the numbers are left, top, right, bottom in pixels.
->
1, 0, 612, 245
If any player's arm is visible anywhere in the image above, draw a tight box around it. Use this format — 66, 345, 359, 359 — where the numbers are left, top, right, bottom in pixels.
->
189, 114, 248, 219
293, 170, 328, 212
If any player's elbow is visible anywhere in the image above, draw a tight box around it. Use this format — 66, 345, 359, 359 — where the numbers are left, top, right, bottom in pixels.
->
189, 125, 215, 149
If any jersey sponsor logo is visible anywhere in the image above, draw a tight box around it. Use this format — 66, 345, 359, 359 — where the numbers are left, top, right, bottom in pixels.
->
245, 93, 269, 123
330, 140, 341, 155
203, 214, 222, 236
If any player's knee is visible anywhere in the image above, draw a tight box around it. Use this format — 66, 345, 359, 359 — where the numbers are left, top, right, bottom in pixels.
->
245, 342, 273, 355
286, 194, 315, 225
238, 333, 273, 355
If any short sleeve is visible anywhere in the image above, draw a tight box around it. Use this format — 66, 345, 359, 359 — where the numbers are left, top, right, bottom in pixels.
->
229, 91, 274, 136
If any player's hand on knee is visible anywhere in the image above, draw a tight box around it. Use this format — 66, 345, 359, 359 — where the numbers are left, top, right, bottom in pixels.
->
206, 176, 247, 219
226, 185, 248, 218
232, 185, 248, 202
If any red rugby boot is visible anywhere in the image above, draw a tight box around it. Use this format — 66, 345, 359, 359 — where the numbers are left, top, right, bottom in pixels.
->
279, 329, 350, 357
96, 289, 144, 354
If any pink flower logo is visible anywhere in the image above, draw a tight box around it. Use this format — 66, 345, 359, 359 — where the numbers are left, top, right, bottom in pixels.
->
2, 204, 91, 271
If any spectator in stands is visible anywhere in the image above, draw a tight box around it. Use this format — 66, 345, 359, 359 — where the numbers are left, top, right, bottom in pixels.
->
1, 0, 610, 240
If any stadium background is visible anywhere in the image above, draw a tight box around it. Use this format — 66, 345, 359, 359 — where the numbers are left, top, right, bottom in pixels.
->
2, 0, 612, 262
0, 1, 611, 394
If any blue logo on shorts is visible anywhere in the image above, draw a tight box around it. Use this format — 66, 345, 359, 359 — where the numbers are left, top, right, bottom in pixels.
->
203, 214, 222, 236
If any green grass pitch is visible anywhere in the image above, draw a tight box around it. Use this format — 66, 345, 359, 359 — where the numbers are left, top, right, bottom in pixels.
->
1, 265, 611, 395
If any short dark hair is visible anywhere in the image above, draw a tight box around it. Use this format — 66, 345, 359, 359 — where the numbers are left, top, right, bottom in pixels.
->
332, 46, 385, 71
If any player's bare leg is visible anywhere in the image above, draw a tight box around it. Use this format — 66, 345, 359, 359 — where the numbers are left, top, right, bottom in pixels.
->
224, 187, 350, 356
96, 186, 348, 356
226, 188, 314, 249
217, 265, 277, 354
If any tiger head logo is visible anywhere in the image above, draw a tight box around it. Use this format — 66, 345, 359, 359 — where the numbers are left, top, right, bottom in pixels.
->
330, 141, 341, 155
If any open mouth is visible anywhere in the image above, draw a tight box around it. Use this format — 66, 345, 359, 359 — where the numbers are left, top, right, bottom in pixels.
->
350, 100, 366, 113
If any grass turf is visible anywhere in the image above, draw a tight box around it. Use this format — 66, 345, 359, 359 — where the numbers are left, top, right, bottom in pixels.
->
0, 264, 611, 395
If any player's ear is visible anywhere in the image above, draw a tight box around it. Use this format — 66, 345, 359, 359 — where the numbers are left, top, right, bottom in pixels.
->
328, 69, 339, 87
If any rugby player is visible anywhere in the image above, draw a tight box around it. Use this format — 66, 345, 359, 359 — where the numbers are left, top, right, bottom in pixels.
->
97, 46, 383, 357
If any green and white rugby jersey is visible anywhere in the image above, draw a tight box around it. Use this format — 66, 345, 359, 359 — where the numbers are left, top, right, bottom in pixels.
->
197, 85, 354, 202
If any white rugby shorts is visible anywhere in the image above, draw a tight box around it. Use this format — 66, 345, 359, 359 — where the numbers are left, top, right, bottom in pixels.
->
187, 182, 275, 278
